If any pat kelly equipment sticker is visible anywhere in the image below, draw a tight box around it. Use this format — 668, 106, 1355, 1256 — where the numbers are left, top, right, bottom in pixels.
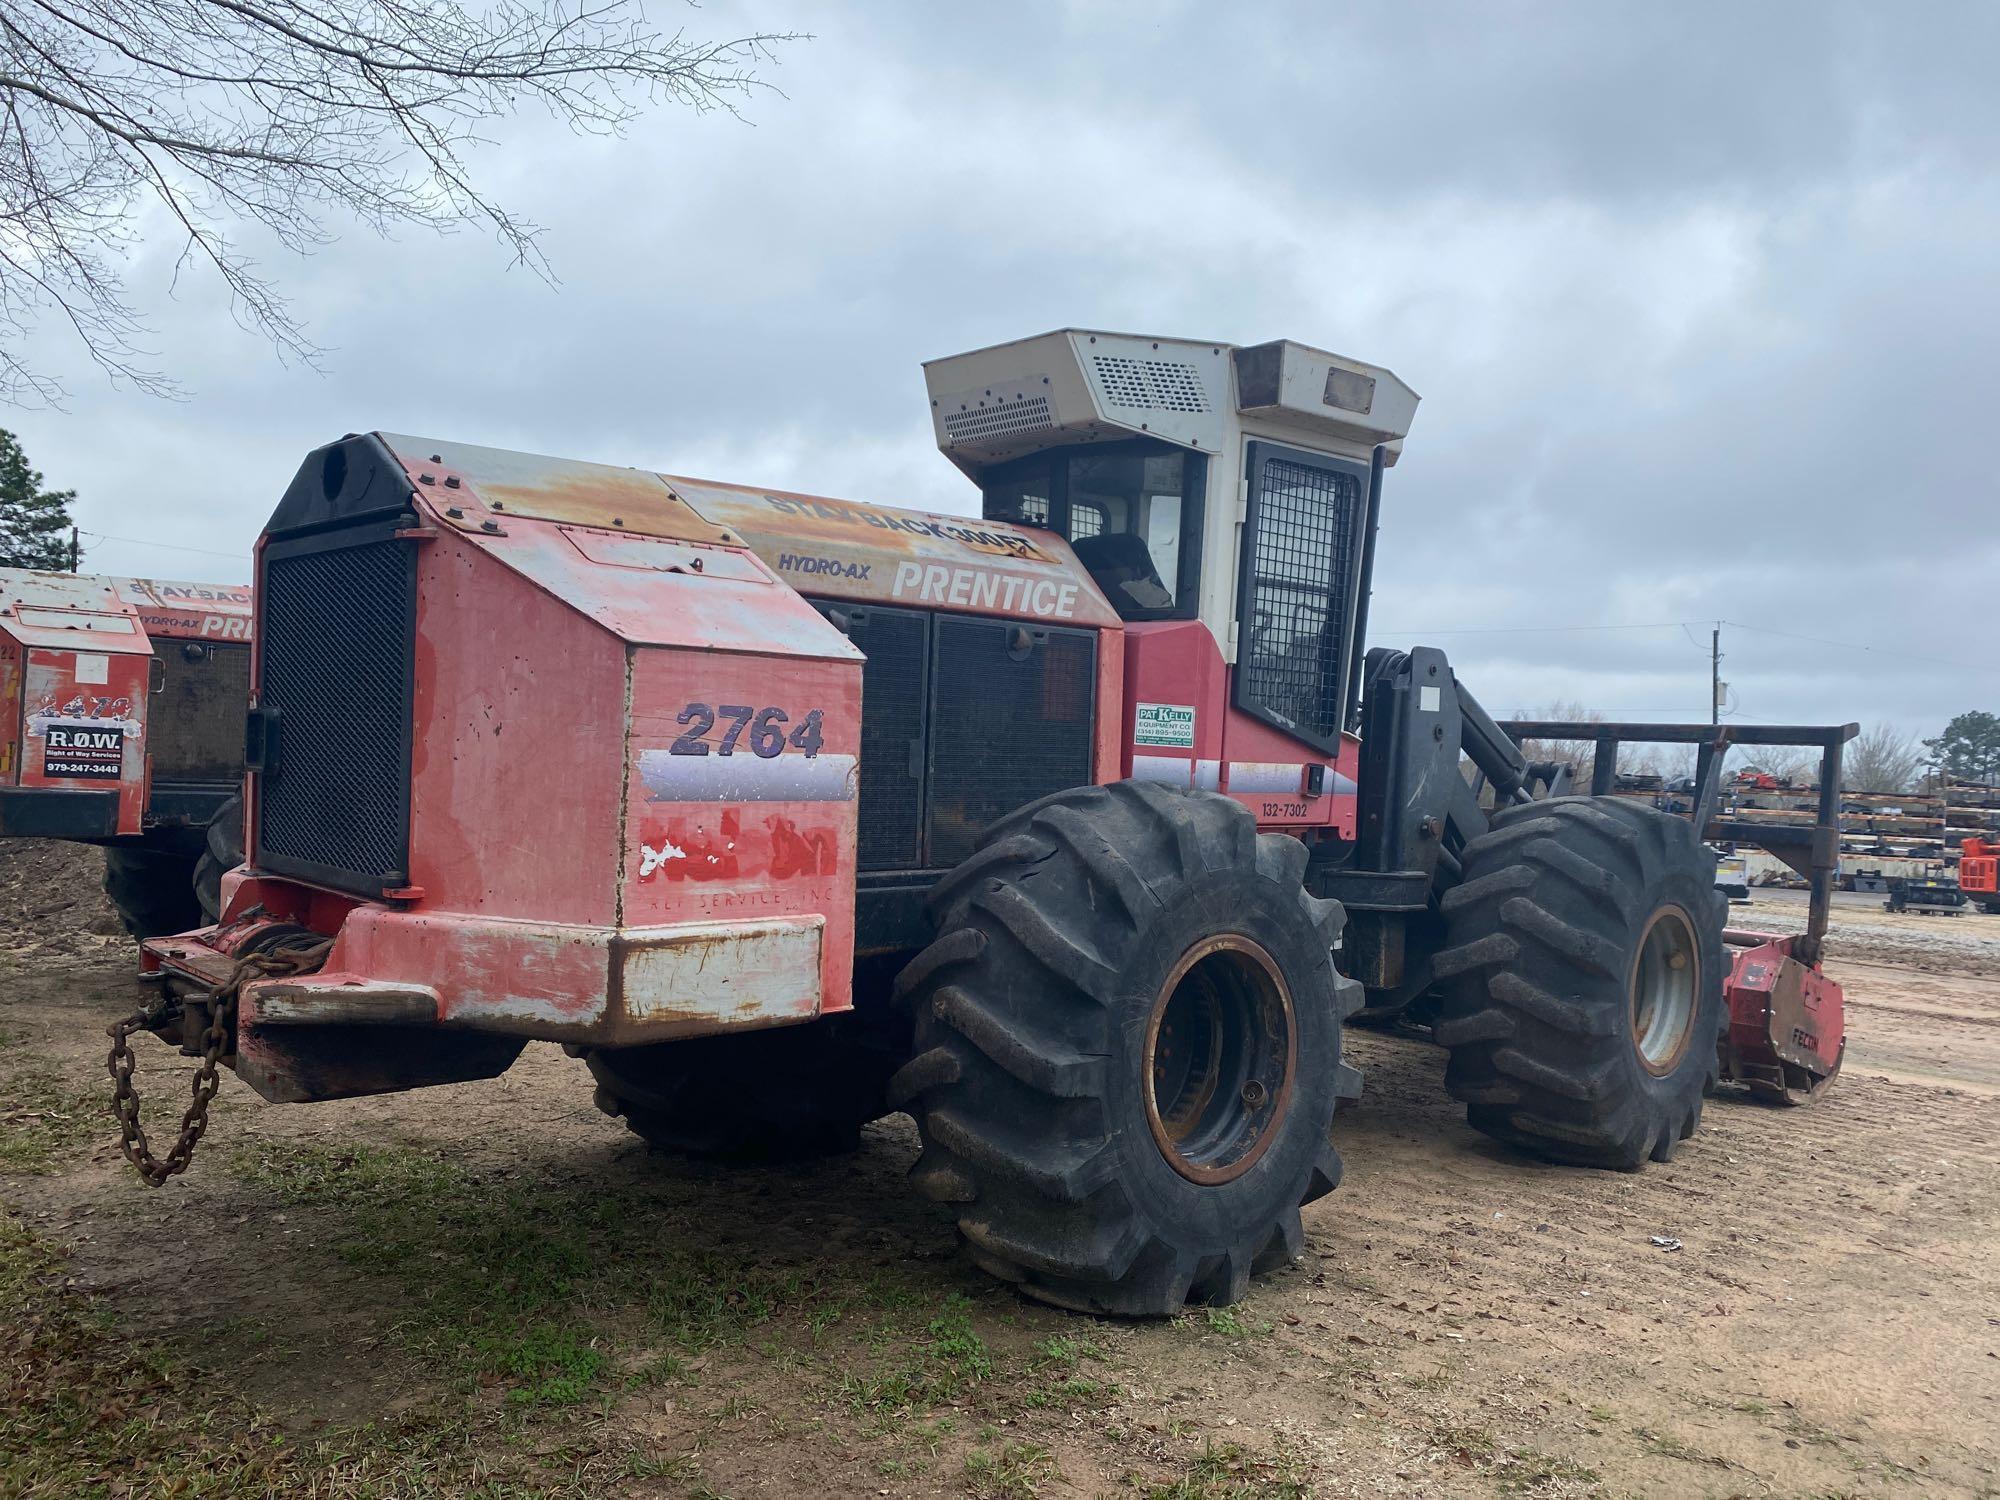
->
43, 720, 125, 779
1134, 703, 1196, 749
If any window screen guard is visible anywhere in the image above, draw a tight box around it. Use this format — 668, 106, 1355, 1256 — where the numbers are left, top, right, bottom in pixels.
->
1232, 443, 1371, 754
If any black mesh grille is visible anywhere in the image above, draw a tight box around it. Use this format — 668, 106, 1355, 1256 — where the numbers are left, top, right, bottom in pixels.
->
255, 535, 413, 889
1239, 457, 1361, 745
927, 619, 1095, 868
846, 607, 927, 871
148, 642, 249, 784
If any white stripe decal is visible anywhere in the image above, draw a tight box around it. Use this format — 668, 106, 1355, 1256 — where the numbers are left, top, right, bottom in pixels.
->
639, 750, 857, 803
1226, 761, 1307, 793
1130, 754, 1193, 787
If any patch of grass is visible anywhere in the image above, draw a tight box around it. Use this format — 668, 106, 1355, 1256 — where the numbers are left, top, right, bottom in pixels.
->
1200, 1305, 1271, 1338
834, 1294, 997, 1416
1732, 1397, 1771, 1416
225, 1139, 839, 1408
0, 1068, 105, 1173
1138, 1438, 1309, 1499
1400, 1366, 1452, 1392
1029, 1332, 1103, 1369
0, 1216, 673, 1497
964, 1439, 1058, 1498
471, 1321, 608, 1407
1495, 1446, 1602, 1493
230, 1136, 462, 1204
1021, 1330, 1111, 1409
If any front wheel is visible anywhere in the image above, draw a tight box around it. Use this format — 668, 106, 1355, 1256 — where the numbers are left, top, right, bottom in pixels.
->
1432, 797, 1725, 1169
891, 782, 1361, 1316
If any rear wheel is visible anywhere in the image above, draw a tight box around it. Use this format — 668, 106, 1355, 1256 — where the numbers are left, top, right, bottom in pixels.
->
588, 1012, 904, 1161
891, 782, 1360, 1316
193, 795, 244, 923
1433, 796, 1725, 1169
101, 846, 203, 939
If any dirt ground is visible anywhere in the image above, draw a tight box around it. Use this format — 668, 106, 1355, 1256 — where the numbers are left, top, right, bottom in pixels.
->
2, 843, 1996, 1499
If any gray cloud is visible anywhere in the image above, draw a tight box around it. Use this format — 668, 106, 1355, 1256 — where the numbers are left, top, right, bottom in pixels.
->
10, 0, 1996, 742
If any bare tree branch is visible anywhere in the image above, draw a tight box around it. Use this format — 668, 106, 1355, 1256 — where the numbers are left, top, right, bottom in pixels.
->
1847, 722, 1923, 795
0, 0, 800, 403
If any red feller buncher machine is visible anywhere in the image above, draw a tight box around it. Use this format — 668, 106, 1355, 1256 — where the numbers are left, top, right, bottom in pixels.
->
123, 331, 1848, 1312
2, 569, 250, 934
1959, 838, 2000, 915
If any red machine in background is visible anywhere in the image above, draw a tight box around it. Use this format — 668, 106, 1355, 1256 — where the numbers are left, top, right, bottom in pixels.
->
1960, 837, 2000, 915
1, 567, 252, 934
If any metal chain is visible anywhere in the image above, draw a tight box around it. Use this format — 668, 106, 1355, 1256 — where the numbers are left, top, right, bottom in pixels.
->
106, 936, 333, 1187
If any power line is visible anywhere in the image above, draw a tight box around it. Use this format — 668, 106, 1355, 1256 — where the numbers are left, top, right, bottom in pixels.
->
1374, 620, 1691, 636
79, 529, 244, 562
1722, 619, 1993, 677
1380, 613, 1996, 677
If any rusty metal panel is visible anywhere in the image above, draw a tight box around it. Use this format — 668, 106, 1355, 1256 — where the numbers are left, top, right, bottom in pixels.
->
666, 474, 1123, 629
623, 641, 860, 1020
0, 642, 17, 781
18, 646, 150, 834
407, 525, 626, 926
619, 916, 823, 1033
376, 447, 859, 661
380, 434, 733, 545
334, 907, 616, 1030
112, 578, 253, 642
0, 568, 152, 654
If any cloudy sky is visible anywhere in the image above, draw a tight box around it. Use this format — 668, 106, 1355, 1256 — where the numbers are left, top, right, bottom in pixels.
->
10, 1, 1997, 745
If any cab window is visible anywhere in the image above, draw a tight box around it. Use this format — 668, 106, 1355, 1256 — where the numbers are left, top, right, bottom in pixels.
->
979, 442, 1204, 622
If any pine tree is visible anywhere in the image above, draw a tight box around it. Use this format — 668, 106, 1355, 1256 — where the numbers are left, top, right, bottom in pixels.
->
0, 429, 76, 570
1925, 711, 2000, 787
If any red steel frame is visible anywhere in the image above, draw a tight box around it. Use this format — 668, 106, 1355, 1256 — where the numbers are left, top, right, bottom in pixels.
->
139, 434, 1363, 1103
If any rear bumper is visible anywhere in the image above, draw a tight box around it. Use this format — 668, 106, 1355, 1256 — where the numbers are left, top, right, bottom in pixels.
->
142, 887, 833, 1101
0, 786, 119, 839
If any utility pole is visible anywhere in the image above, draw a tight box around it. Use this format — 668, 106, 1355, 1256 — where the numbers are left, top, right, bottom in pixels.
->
67, 525, 79, 572
1710, 625, 1722, 728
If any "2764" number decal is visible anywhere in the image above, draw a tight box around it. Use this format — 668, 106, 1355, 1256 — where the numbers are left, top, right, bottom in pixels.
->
670, 703, 824, 759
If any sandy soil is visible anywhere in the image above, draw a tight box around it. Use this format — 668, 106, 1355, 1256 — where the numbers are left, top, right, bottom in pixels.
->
2, 847, 1996, 1498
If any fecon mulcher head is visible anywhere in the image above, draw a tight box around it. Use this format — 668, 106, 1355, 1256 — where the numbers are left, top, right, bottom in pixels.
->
2, 568, 250, 934
130, 330, 1848, 1313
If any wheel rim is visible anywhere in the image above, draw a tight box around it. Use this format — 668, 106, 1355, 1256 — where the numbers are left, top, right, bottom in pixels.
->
1630, 905, 1699, 1076
1142, 935, 1297, 1184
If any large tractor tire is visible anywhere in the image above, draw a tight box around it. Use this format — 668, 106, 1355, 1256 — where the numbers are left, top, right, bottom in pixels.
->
1433, 796, 1725, 1169
101, 847, 203, 939
891, 782, 1361, 1317
588, 1018, 904, 1161
193, 795, 244, 923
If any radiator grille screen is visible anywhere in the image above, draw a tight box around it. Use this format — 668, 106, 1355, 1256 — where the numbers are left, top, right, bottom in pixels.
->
149, 642, 249, 784
845, 606, 928, 871
927, 618, 1095, 868
1238, 456, 1361, 746
255, 534, 413, 890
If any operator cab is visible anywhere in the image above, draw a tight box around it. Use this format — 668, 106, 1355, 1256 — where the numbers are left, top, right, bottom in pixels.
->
929, 330, 1420, 753
979, 441, 1205, 621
